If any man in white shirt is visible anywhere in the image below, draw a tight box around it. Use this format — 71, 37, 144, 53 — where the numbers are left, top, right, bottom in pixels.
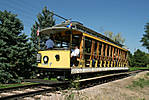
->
71, 46, 80, 67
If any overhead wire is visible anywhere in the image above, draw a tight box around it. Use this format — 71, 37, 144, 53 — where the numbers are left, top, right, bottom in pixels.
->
0, 0, 71, 31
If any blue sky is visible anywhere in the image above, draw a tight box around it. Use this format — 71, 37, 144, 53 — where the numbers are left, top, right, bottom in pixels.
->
0, 0, 149, 53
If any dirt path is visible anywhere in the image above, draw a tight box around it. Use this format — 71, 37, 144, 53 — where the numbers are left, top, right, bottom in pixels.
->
79, 71, 149, 100
23, 71, 149, 100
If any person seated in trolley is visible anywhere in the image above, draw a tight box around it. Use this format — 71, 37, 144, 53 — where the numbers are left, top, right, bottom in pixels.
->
71, 45, 80, 67
45, 36, 54, 49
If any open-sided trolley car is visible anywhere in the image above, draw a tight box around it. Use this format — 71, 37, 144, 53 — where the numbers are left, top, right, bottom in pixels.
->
37, 21, 129, 79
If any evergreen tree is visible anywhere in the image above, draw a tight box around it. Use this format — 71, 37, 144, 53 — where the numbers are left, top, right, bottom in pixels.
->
0, 10, 35, 83
30, 6, 55, 50
141, 23, 149, 52
30, 6, 55, 78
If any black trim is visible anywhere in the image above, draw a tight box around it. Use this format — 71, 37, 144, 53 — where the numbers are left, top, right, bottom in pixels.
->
37, 67, 71, 72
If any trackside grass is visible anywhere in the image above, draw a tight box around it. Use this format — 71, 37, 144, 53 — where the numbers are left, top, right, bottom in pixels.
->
129, 67, 149, 71
0, 82, 38, 89
127, 72, 149, 89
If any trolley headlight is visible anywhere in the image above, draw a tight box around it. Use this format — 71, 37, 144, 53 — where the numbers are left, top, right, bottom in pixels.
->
43, 56, 49, 64
37, 53, 41, 63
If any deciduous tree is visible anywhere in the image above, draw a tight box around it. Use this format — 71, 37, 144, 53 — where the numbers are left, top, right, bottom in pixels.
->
104, 31, 125, 44
132, 49, 149, 67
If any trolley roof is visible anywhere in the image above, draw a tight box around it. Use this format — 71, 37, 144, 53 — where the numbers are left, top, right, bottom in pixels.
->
39, 21, 128, 51
40, 26, 81, 34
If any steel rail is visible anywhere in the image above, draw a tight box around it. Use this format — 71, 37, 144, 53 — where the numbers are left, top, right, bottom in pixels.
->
0, 70, 146, 100
74, 70, 144, 89
0, 83, 43, 93
0, 81, 68, 100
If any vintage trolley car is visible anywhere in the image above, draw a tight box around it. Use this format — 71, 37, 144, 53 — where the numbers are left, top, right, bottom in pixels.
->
37, 21, 128, 79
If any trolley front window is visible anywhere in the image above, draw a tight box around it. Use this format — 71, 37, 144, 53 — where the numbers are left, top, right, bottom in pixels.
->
38, 30, 82, 50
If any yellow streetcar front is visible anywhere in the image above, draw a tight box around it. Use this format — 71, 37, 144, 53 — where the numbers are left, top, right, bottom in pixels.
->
37, 50, 70, 69
36, 22, 82, 75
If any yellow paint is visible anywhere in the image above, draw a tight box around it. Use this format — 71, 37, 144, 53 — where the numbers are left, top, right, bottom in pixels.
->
120, 62, 122, 67
95, 60, 98, 68
83, 33, 128, 51
114, 61, 116, 67
124, 63, 125, 67
111, 61, 113, 67
100, 60, 102, 67
119, 62, 121, 67
89, 60, 92, 67
78, 59, 85, 68
37, 50, 70, 69
82, 60, 85, 68
122, 63, 124, 67
108, 61, 110, 67
104, 61, 106, 67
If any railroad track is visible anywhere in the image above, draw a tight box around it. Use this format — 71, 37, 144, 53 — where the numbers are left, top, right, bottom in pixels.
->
0, 70, 145, 100
75, 70, 143, 89
0, 81, 68, 100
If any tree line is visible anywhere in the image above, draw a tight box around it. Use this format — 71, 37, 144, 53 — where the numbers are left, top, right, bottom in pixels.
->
0, 7, 149, 83
128, 49, 149, 67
